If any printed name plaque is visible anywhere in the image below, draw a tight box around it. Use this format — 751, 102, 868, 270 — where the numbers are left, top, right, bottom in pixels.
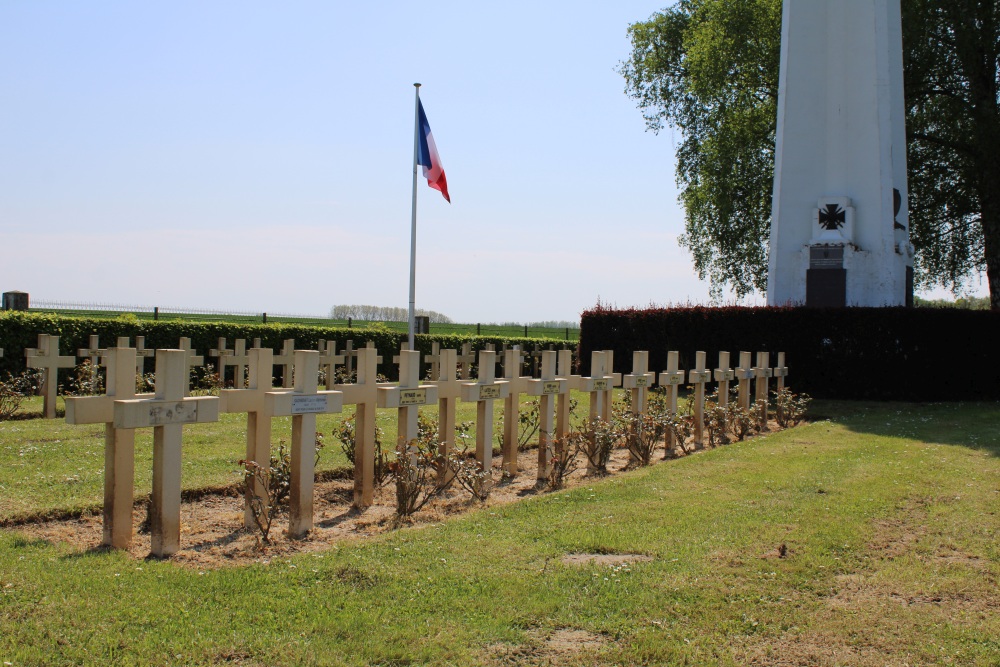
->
592, 379, 608, 391
542, 381, 561, 395
634, 377, 649, 387
689, 371, 711, 383
478, 385, 502, 400
291, 395, 329, 414
399, 389, 427, 406
665, 374, 684, 385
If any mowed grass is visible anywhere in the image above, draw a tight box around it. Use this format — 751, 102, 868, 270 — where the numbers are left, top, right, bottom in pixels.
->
0, 400, 998, 665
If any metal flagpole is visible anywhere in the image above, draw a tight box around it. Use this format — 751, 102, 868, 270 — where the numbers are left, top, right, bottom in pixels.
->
408, 83, 421, 351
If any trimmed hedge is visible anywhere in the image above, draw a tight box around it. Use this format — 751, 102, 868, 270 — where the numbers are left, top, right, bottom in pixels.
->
0, 312, 574, 385
579, 304, 1000, 401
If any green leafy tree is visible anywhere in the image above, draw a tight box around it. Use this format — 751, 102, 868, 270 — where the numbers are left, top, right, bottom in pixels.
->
621, 0, 1000, 308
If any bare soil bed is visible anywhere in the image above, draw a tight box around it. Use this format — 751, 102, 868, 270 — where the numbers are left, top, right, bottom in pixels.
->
15, 429, 777, 569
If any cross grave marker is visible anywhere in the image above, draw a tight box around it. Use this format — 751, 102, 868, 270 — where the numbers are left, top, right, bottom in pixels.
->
177, 337, 204, 397
318, 340, 344, 389
527, 350, 570, 479
430, 348, 463, 484
457, 342, 476, 380
754, 351, 773, 428
337, 347, 383, 508
135, 336, 154, 375
500, 346, 532, 476
658, 351, 686, 450
773, 352, 789, 394
378, 350, 439, 465
274, 339, 296, 388
714, 351, 736, 407
688, 351, 712, 448
735, 351, 755, 411
64, 346, 151, 549
219, 348, 291, 527
460, 350, 509, 470
25, 334, 76, 419
113, 350, 220, 557
266, 350, 344, 538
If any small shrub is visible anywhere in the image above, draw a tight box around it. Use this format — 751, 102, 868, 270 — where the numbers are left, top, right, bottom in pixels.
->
190, 366, 223, 396
388, 437, 447, 516
703, 391, 730, 447
67, 360, 105, 396
334, 416, 388, 486
136, 372, 156, 394
622, 411, 670, 467
238, 441, 293, 544
572, 417, 620, 474
0, 370, 43, 421
663, 405, 695, 456
546, 437, 582, 489
237, 433, 325, 544
775, 388, 811, 427
726, 403, 756, 442
447, 449, 494, 502
753, 398, 769, 431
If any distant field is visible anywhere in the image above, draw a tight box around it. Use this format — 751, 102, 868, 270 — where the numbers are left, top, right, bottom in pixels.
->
26, 307, 580, 341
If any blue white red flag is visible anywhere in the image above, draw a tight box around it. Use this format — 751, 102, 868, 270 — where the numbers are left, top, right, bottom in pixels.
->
416, 100, 450, 203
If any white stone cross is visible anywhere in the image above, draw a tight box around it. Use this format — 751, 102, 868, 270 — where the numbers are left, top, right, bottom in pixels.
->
209, 337, 248, 388
134, 336, 154, 375
25, 334, 76, 419
601, 350, 623, 421
460, 350, 509, 470
318, 340, 344, 389
578, 350, 613, 423
430, 348, 462, 484
714, 351, 736, 407
500, 346, 533, 476
209, 337, 231, 380
65, 346, 151, 549
735, 351, 755, 411
754, 351, 773, 428
338, 346, 384, 508
274, 339, 296, 388
458, 342, 476, 380
773, 352, 789, 394
177, 337, 204, 397
623, 351, 655, 415
219, 348, 290, 528
426, 341, 442, 381
658, 351, 685, 450
76, 334, 107, 395
342, 339, 357, 376
378, 349, 439, 459
556, 349, 575, 445
113, 350, 219, 557
688, 351, 712, 448
266, 350, 344, 538
527, 350, 570, 480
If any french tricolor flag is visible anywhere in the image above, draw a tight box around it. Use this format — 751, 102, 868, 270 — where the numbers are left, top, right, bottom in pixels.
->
416, 100, 450, 203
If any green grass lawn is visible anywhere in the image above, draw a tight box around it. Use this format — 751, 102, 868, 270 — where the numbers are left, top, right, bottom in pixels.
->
1, 399, 999, 665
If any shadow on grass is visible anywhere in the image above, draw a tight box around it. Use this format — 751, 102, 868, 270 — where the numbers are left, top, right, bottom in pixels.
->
808, 399, 1000, 456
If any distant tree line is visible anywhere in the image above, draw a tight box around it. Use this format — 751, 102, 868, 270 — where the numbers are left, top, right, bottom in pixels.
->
914, 295, 990, 310
494, 320, 579, 329
328, 305, 454, 323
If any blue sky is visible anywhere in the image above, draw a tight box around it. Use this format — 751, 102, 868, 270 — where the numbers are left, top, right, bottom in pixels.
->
0, 2, 977, 323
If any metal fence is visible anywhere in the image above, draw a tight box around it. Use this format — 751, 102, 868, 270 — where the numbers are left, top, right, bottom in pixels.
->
27, 301, 580, 341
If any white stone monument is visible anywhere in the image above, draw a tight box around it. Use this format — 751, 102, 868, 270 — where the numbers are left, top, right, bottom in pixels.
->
768, 0, 913, 307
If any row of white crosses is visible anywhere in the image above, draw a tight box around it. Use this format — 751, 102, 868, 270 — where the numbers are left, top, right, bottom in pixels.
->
42, 332, 789, 557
